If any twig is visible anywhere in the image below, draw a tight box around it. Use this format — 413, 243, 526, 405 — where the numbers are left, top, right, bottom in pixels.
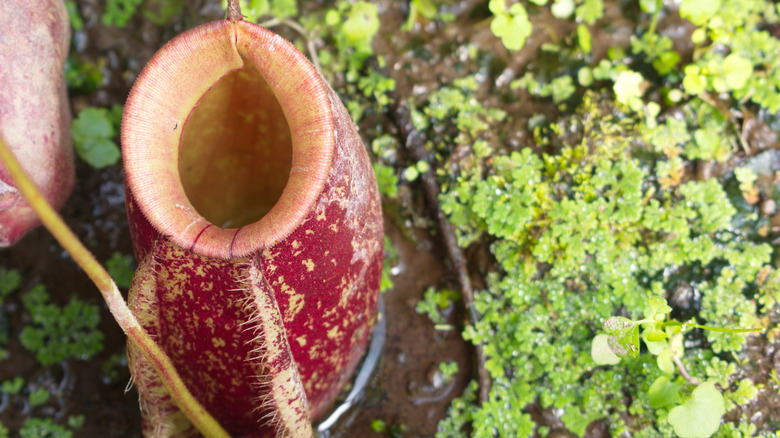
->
672, 354, 701, 386
392, 101, 492, 403
226, 0, 244, 22
0, 135, 230, 438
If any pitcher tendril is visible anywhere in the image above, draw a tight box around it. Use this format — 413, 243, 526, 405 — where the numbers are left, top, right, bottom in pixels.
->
0, 134, 231, 438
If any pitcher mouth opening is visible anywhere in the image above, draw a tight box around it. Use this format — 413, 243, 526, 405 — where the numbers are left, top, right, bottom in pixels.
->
178, 63, 292, 230
121, 20, 334, 259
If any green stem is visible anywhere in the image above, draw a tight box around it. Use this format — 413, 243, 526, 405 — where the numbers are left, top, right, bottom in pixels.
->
647, 0, 662, 36
662, 320, 763, 334
0, 134, 230, 438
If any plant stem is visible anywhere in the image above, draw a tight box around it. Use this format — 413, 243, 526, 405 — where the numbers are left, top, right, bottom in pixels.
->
663, 320, 764, 334
647, 0, 662, 36
0, 135, 230, 438
672, 354, 700, 385
227, 0, 243, 22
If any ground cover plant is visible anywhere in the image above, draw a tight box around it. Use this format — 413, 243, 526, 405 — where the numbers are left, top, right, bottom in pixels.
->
1, 0, 780, 437
425, 0, 780, 436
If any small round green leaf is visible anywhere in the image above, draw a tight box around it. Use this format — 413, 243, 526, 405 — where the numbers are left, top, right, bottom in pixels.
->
668, 381, 725, 438
648, 375, 682, 408
722, 54, 753, 91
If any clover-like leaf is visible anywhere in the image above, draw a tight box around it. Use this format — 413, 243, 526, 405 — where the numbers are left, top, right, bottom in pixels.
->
603, 316, 639, 358
721, 53, 753, 91
643, 295, 672, 321
679, 0, 722, 26
71, 107, 121, 169
489, 1, 532, 51
668, 381, 725, 438
342, 1, 379, 43
613, 70, 645, 110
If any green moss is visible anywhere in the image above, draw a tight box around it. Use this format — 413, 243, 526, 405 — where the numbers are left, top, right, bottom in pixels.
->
416, 287, 459, 326
105, 252, 136, 289
19, 285, 104, 366
102, 0, 142, 28
309, 0, 380, 80
28, 387, 50, 407
19, 418, 72, 438
0, 267, 20, 301
435, 92, 769, 436
71, 106, 122, 169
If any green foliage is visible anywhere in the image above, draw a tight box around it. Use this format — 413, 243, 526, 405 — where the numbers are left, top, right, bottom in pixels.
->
613, 70, 645, 110
439, 361, 459, 381
489, 0, 532, 51
403, 160, 430, 182
416, 287, 459, 326
490, 0, 606, 51
1, 377, 24, 395
436, 381, 477, 437
679, 0, 722, 26
0, 267, 21, 299
590, 333, 620, 365
357, 69, 396, 109
373, 163, 399, 199
368, 418, 408, 438
678, 0, 780, 111
0, 267, 20, 359
105, 252, 136, 289
65, 56, 104, 93
594, 291, 761, 436
371, 419, 387, 433
667, 381, 725, 438
415, 77, 506, 148
102, 0, 142, 27
631, 30, 680, 76
71, 106, 122, 169
435, 92, 769, 436
513, 73, 577, 104
380, 236, 398, 293
19, 285, 104, 366
341, 2, 379, 43
142, 0, 185, 25
19, 418, 72, 438
575, 0, 604, 24
603, 316, 640, 358
28, 387, 50, 407
734, 167, 759, 204
66, 416, 85, 430
317, 1, 380, 79
404, 0, 452, 30
64, 1, 83, 31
